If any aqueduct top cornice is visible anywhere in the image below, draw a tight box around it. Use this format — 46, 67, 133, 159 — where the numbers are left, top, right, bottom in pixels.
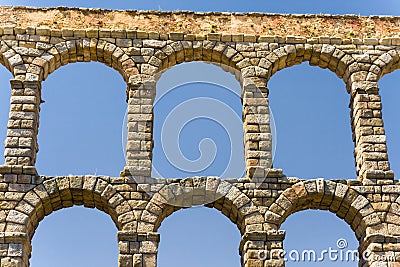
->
0, 6, 399, 40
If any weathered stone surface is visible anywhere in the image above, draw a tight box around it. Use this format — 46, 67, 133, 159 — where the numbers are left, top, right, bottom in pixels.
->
0, 5, 399, 267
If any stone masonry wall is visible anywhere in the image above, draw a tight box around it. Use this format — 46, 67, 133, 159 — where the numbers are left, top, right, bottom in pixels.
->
0, 5, 399, 267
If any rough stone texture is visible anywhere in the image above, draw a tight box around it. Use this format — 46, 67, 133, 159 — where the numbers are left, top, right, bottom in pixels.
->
0, 5, 399, 267
0, 6, 400, 39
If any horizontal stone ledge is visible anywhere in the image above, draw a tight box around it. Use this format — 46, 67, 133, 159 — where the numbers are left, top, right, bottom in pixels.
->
362, 169, 394, 180
0, 232, 28, 243
117, 231, 160, 242
9, 79, 41, 89
3, 31, 400, 47
360, 233, 400, 252
0, 165, 37, 175
30, 174, 366, 185
241, 230, 286, 243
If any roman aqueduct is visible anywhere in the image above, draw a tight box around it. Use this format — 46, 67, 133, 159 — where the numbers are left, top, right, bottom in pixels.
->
0, 6, 400, 266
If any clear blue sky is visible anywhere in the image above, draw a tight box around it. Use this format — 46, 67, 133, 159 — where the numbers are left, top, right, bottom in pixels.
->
0, 1, 399, 267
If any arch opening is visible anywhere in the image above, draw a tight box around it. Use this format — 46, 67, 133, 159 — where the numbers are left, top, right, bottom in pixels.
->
157, 206, 241, 267
152, 62, 245, 179
268, 62, 355, 179
282, 210, 358, 266
379, 70, 400, 178
0, 64, 13, 164
30, 206, 118, 267
36, 62, 126, 176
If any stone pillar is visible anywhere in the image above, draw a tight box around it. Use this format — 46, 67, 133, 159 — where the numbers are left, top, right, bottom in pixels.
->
0, 232, 30, 267
4, 79, 41, 170
122, 78, 155, 177
240, 231, 285, 267
242, 77, 272, 179
349, 80, 393, 181
118, 231, 159, 267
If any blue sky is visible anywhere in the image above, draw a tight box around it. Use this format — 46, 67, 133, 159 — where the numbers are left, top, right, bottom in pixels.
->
0, 1, 399, 267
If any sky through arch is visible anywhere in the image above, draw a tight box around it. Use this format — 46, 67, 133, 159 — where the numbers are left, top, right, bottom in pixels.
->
36, 62, 126, 176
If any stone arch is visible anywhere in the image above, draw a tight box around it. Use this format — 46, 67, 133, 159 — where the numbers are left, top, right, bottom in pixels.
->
371, 48, 400, 80
255, 44, 354, 86
0, 41, 25, 77
32, 38, 138, 83
124, 48, 251, 177
128, 42, 272, 179
260, 45, 375, 178
139, 40, 244, 81
345, 50, 393, 178
138, 179, 263, 235
266, 179, 379, 241
5, 176, 134, 239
